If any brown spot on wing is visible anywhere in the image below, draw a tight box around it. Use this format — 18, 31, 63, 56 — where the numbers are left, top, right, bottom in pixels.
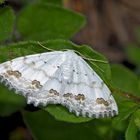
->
49, 89, 59, 96
32, 80, 42, 88
96, 98, 109, 106
63, 93, 73, 98
7, 70, 13, 75
75, 94, 85, 101
7, 70, 22, 78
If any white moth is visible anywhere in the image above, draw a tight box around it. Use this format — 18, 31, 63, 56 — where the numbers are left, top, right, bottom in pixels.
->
0, 50, 118, 118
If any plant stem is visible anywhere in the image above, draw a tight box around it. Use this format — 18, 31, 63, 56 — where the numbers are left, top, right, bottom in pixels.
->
110, 86, 140, 103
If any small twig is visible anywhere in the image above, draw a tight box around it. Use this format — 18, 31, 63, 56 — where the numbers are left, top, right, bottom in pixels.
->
110, 86, 140, 104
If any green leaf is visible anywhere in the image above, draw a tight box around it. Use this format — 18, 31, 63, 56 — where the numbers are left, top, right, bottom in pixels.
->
0, 7, 15, 42
124, 43, 140, 77
0, 39, 111, 122
125, 116, 138, 140
17, 3, 85, 41
111, 64, 140, 97
39, 0, 62, 6
0, 0, 5, 4
23, 110, 110, 140
112, 100, 137, 131
125, 43, 140, 65
0, 84, 26, 116
44, 105, 92, 123
111, 64, 140, 131
114, 104, 138, 122
134, 109, 140, 130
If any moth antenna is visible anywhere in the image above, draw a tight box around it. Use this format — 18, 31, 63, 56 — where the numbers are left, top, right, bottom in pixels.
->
73, 50, 108, 64
72, 50, 107, 73
82, 57, 108, 64
37, 41, 55, 51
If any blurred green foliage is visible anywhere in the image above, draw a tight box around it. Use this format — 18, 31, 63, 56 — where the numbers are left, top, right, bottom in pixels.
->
17, 3, 85, 41
0, 0, 140, 140
0, 7, 15, 42
0, 0, 5, 4
111, 64, 140, 97
125, 115, 138, 140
